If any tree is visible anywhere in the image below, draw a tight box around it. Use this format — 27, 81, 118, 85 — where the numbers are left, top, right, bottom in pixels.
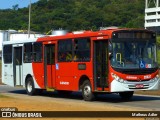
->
0, 0, 146, 32
12, 4, 19, 10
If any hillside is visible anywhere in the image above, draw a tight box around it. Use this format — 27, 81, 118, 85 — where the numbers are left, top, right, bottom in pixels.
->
0, 0, 145, 33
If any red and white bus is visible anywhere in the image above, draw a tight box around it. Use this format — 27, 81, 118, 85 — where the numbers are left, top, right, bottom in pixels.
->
2, 28, 160, 101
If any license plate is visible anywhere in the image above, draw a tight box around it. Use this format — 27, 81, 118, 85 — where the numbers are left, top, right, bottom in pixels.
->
136, 84, 144, 88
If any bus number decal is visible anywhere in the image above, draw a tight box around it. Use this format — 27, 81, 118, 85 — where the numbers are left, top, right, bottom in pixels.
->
144, 75, 151, 79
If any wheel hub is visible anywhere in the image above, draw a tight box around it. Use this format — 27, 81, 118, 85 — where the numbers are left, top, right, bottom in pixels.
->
27, 81, 32, 92
84, 85, 91, 97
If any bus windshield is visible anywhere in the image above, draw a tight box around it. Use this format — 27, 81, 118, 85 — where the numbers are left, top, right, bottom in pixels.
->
110, 40, 157, 69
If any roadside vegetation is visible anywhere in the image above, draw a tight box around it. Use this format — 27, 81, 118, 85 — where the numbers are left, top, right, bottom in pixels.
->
0, 0, 144, 33
0, 60, 1, 84
157, 37, 160, 66
0, 94, 11, 98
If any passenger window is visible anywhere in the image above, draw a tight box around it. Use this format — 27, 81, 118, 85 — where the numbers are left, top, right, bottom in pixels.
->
24, 43, 32, 63
58, 39, 72, 62
74, 38, 90, 62
33, 42, 42, 62
3, 45, 12, 63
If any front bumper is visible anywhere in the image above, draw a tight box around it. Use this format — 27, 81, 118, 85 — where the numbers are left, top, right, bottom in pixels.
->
110, 78, 160, 92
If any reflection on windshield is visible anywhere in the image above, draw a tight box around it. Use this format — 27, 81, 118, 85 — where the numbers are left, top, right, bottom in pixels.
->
111, 40, 157, 69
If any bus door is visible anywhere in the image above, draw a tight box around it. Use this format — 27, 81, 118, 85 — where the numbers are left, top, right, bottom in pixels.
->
13, 45, 23, 86
44, 44, 55, 88
94, 40, 109, 90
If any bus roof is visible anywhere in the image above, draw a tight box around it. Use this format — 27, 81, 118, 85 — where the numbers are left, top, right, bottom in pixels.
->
2, 28, 154, 45
37, 30, 109, 42
2, 38, 37, 45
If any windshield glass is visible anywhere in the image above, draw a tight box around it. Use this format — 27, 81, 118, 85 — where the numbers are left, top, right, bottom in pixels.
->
110, 40, 157, 69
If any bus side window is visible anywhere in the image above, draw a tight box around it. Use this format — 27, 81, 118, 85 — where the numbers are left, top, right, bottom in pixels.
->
74, 38, 90, 62
58, 39, 72, 62
3, 45, 12, 64
24, 43, 32, 63
33, 42, 42, 62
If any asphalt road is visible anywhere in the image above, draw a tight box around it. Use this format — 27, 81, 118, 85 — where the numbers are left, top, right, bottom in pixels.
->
0, 85, 160, 111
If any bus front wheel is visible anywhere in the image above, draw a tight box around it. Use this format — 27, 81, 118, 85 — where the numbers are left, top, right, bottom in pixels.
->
82, 80, 95, 101
119, 91, 134, 100
25, 77, 37, 95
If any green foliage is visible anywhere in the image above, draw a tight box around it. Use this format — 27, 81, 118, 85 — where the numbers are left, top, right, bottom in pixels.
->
0, 94, 11, 98
157, 49, 160, 65
157, 36, 160, 65
0, 0, 145, 33
157, 36, 160, 45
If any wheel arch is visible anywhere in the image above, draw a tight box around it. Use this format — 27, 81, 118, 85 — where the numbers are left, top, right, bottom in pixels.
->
25, 74, 33, 86
79, 75, 91, 91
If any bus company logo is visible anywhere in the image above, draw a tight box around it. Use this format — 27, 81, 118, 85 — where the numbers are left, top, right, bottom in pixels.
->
97, 37, 104, 39
60, 81, 69, 85
126, 76, 137, 80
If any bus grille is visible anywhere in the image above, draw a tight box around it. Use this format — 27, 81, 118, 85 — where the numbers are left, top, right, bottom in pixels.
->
126, 79, 150, 82
128, 84, 149, 89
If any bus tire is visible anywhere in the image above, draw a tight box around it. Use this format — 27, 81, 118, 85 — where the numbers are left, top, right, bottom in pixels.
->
82, 80, 95, 101
25, 77, 37, 96
119, 91, 134, 100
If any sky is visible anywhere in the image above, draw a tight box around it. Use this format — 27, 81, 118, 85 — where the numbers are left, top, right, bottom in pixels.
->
0, 0, 39, 9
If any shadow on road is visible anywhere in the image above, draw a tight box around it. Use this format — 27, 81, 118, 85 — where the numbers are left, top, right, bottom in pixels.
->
9, 90, 26, 94
8, 89, 160, 103
95, 94, 160, 103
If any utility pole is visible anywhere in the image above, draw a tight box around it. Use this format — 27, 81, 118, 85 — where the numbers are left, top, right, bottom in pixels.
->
28, 0, 31, 38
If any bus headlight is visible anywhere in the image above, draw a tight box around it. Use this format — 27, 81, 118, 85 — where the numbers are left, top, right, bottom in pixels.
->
154, 74, 159, 81
150, 74, 159, 83
156, 74, 159, 78
111, 73, 119, 80
111, 73, 124, 83
119, 79, 124, 83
